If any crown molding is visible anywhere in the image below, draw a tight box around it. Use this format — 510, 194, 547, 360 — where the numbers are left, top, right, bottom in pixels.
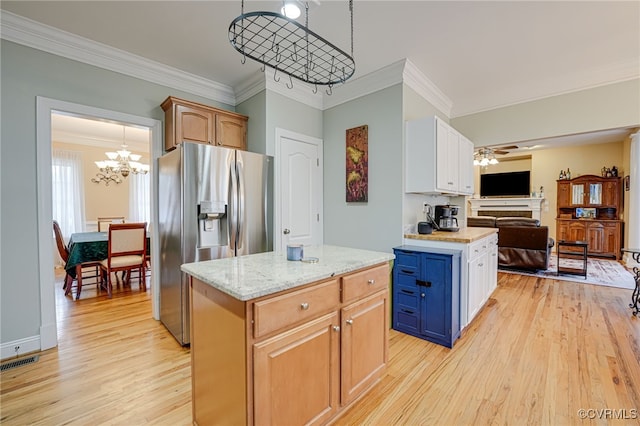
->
234, 70, 267, 104
234, 68, 324, 109
0, 11, 236, 106
264, 69, 324, 110
1, 11, 455, 114
321, 59, 453, 116
322, 59, 406, 110
402, 59, 453, 117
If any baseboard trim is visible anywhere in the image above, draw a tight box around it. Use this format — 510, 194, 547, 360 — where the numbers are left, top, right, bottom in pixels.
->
1, 335, 41, 361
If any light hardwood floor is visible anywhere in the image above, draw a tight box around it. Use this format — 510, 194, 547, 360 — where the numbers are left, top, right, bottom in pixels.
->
1, 271, 638, 425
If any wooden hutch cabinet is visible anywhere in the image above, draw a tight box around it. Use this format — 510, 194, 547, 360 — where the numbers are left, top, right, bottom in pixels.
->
161, 96, 248, 152
556, 175, 623, 259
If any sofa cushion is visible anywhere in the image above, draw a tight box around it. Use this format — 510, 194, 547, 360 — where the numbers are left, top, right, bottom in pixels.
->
467, 216, 496, 228
498, 226, 549, 250
495, 217, 540, 227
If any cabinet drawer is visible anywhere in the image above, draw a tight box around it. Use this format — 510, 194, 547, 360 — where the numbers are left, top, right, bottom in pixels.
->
394, 250, 420, 269
395, 285, 420, 309
342, 264, 389, 303
469, 238, 490, 260
253, 279, 340, 338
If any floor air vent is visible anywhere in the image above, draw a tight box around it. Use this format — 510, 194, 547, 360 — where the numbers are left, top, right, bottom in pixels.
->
1, 355, 39, 372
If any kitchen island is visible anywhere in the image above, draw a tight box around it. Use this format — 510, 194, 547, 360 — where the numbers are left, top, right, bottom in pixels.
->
182, 245, 394, 426
404, 227, 498, 327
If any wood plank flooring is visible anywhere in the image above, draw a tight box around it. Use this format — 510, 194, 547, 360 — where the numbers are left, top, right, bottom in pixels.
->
1, 271, 638, 425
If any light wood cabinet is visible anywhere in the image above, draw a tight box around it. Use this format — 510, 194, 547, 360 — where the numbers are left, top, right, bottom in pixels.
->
556, 175, 623, 259
190, 262, 389, 426
253, 312, 340, 426
341, 291, 388, 404
161, 96, 248, 152
405, 115, 474, 195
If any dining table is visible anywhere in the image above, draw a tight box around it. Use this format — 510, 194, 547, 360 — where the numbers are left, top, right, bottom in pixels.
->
65, 231, 150, 299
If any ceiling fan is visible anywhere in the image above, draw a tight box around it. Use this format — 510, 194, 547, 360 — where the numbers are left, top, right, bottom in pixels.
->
490, 145, 519, 155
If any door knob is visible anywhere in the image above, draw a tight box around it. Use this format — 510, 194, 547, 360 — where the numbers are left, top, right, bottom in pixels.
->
283, 228, 290, 234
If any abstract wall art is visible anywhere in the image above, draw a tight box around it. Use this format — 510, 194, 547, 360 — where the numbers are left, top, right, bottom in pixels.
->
346, 125, 368, 202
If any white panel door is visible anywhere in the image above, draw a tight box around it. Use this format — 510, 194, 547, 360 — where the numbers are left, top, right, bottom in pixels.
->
277, 130, 323, 251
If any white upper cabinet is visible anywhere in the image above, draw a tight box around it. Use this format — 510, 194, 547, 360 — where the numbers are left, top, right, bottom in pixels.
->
406, 116, 474, 195
458, 135, 474, 195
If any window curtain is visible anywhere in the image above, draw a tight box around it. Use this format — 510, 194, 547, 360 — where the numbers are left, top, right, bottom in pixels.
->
52, 149, 86, 240
129, 172, 150, 227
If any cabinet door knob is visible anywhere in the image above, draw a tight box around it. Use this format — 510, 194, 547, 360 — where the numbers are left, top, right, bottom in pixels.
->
300, 302, 309, 310
346, 319, 353, 325
332, 325, 340, 332
421, 293, 425, 298
367, 279, 375, 285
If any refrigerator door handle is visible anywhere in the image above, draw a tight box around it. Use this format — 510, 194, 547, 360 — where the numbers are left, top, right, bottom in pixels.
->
229, 162, 238, 251
237, 159, 245, 250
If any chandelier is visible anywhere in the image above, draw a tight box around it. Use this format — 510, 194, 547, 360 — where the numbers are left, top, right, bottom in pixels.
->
473, 148, 499, 167
91, 126, 149, 186
228, 0, 355, 94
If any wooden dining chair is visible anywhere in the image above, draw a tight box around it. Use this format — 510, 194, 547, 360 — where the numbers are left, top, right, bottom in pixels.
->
97, 216, 125, 232
99, 222, 147, 298
53, 220, 100, 299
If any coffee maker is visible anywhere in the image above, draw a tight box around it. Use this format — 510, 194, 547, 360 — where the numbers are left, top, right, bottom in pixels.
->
434, 205, 460, 232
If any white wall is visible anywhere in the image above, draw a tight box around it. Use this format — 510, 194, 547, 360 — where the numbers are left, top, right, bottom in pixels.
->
451, 78, 640, 147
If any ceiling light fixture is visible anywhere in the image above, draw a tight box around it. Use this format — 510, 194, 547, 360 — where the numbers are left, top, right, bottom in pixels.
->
92, 125, 149, 186
281, 2, 301, 19
473, 148, 499, 167
228, 0, 355, 94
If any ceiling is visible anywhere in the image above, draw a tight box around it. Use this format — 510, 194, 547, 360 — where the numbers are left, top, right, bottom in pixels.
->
3, 1, 639, 151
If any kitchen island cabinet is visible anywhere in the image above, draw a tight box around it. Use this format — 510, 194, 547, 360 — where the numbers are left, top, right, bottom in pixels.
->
404, 227, 498, 328
182, 245, 394, 426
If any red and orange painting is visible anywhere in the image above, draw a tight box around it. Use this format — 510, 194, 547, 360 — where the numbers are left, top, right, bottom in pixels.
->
345, 125, 368, 202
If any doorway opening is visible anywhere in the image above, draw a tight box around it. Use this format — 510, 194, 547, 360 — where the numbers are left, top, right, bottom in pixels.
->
36, 97, 162, 351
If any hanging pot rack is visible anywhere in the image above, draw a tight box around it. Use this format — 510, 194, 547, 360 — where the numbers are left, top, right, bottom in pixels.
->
228, 1, 355, 89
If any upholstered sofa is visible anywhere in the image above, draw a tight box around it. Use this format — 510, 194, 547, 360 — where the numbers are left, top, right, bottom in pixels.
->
467, 216, 555, 271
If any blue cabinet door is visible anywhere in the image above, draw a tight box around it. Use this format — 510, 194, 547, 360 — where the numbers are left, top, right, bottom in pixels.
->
420, 253, 451, 345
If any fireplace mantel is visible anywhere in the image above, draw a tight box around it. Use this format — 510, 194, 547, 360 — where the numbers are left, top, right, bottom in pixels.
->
468, 197, 545, 220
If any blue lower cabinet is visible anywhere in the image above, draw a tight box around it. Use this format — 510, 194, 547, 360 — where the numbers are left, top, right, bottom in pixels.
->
392, 246, 461, 348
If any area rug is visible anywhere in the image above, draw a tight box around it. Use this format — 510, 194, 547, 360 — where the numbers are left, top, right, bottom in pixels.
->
499, 254, 636, 290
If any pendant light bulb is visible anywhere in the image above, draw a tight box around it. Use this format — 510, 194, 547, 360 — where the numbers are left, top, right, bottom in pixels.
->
281, 2, 301, 19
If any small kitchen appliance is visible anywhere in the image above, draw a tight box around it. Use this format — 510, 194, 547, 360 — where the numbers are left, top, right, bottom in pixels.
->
418, 204, 437, 234
434, 205, 460, 232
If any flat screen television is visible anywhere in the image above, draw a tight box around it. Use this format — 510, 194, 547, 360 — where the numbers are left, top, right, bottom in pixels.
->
480, 171, 530, 197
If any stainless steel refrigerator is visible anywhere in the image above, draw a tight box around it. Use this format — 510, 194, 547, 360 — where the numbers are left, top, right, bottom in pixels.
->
158, 142, 273, 345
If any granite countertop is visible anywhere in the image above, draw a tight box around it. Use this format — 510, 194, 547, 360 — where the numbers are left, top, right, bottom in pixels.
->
181, 244, 395, 301
404, 227, 498, 243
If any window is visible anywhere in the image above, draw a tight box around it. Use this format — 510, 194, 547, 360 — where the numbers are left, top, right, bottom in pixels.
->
129, 172, 150, 226
52, 149, 86, 240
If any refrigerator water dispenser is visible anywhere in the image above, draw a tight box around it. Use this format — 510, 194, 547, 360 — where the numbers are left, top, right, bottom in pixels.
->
198, 200, 227, 247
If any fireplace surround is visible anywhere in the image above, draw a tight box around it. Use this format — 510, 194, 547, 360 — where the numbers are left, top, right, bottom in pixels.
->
468, 197, 544, 221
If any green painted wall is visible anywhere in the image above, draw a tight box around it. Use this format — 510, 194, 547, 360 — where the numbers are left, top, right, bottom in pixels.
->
323, 84, 403, 253
0, 40, 235, 343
